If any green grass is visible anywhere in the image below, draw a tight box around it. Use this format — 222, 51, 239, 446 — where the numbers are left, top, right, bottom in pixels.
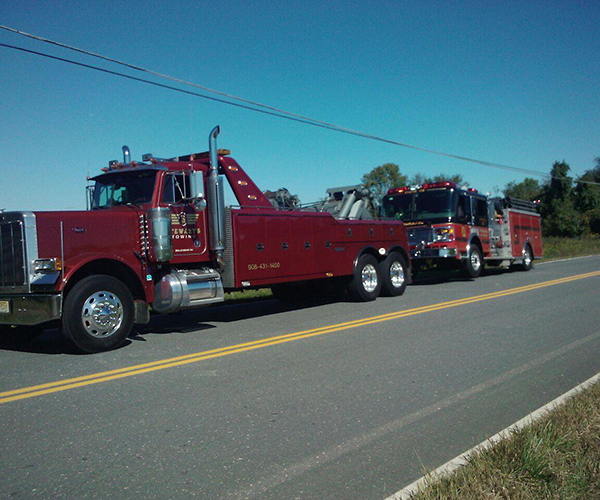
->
543, 236, 600, 261
224, 288, 273, 303
409, 381, 600, 499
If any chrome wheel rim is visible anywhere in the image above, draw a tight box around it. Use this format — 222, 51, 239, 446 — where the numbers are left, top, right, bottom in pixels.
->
524, 248, 532, 266
470, 249, 481, 271
389, 261, 405, 288
361, 263, 378, 293
81, 291, 124, 338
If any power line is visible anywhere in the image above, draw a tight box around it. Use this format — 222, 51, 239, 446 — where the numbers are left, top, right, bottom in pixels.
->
0, 27, 598, 187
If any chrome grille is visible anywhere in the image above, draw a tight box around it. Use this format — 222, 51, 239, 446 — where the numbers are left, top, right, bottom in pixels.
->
0, 219, 27, 287
408, 226, 434, 246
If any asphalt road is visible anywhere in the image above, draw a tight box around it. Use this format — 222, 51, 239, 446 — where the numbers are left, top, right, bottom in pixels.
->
1, 256, 599, 499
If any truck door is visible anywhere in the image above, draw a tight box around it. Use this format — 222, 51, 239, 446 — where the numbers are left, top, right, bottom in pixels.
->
472, 197, 490, 255
455, 193, 471, 253
161, 171, 208, 260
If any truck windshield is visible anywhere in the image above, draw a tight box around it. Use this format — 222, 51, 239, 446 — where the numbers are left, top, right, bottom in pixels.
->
381, 193, 412, 220
413, 190, 455, 221
92, 170, 158, 209
382, 189, 456, 222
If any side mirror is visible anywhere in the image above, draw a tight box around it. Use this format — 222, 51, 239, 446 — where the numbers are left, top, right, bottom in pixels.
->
189, 171, 207, 212
192, 194, 207, 212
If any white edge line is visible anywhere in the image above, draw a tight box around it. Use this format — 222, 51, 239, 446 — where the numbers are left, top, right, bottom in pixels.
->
386, 371, 600, 500
537, 254, 598, 265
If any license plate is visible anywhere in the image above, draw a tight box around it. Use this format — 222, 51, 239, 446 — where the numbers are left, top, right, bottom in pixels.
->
0, 300, 10, 314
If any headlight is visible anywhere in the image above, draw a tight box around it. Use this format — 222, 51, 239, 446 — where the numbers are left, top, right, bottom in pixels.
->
34, 258, 62, 273
434, 226, 455, 242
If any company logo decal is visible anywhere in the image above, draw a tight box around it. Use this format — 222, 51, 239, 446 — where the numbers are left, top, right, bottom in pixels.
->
171, 212, 201, 241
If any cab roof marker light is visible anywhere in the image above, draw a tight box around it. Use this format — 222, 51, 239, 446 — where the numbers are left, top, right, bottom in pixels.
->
387, 186, 411, 195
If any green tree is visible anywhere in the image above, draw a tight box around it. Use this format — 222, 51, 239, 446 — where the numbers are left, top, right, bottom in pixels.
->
503, 177, 541, 201
575, 157, 600, 212
361, 163, 408, 205
575, 157, 600, 234
410, 172, 430, 185
409, 173, 468, 187
432, 173, 467, 187
540, 161, 585, 237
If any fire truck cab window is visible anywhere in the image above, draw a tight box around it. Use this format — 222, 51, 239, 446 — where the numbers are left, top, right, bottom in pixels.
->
413, 190, 454, 221
473, 198, 489, 227
382, 194, 412, 220
162, 173, 190, 205
456, 194, 471, 224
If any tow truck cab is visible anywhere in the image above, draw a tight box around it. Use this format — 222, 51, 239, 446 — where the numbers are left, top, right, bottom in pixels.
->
0, 127, 411, 353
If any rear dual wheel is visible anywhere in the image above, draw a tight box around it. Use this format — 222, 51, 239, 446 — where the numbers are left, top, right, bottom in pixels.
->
379, 252, 408, 297
519, 245, 534, 272
347, 254, 382, 302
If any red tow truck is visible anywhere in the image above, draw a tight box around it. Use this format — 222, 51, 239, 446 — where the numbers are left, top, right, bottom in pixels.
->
381, 181, 542, 277
0, 127, 411, 353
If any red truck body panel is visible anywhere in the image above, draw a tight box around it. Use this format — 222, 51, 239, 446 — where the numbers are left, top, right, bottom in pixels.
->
230, 210, 408, 288
34, 209, 153, 301
507, 210, 543, 258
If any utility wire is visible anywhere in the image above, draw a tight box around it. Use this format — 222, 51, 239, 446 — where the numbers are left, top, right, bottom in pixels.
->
0, 43, 346, 132
1, 26, 598, 187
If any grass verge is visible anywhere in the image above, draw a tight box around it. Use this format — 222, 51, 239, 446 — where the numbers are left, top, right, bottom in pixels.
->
224, 288, 273, 303
409, 380, 600, 499
543, 236, 600, 261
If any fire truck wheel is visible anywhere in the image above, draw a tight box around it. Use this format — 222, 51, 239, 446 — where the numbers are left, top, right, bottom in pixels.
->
62, 275, 134, 353
462, 245, 483, 279
520, 245, 534, 272
348, 254, 382, 302
379, 252, 408, 297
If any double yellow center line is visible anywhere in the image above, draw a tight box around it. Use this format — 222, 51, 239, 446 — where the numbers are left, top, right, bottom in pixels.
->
1, 270, 599, 404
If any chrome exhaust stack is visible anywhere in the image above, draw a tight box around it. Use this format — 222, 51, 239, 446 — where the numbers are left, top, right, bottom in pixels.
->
207, 126, 226, 270
122, 145, 131, 165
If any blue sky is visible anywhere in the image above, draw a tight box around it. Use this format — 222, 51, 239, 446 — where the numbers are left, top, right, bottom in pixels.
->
1, 0, 599, 210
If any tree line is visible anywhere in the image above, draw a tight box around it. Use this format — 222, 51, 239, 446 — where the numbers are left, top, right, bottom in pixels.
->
361, 157, 600, 237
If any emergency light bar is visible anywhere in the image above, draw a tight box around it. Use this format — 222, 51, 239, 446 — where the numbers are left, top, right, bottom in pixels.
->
421, 181, 457, 190
387, 181, 458, 195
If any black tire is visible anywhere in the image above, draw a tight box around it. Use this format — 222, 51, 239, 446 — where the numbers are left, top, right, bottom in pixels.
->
347, 254, 382, 302
62, 275, 134, 353
519, 245, 534, 272
461, 244, 483, 279
379, 252, 408, 297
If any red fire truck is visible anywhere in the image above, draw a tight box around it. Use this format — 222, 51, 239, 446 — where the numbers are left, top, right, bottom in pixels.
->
0, 127, 411, 353
381, 181, 542, 277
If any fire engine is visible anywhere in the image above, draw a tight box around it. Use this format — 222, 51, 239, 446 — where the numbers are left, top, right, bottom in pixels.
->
0, 127, 411, 353
381, 181, 542, 277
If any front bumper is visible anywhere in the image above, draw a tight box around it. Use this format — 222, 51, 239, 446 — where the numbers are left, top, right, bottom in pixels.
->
410, 247, 458, 259
0, 294, 62, 326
